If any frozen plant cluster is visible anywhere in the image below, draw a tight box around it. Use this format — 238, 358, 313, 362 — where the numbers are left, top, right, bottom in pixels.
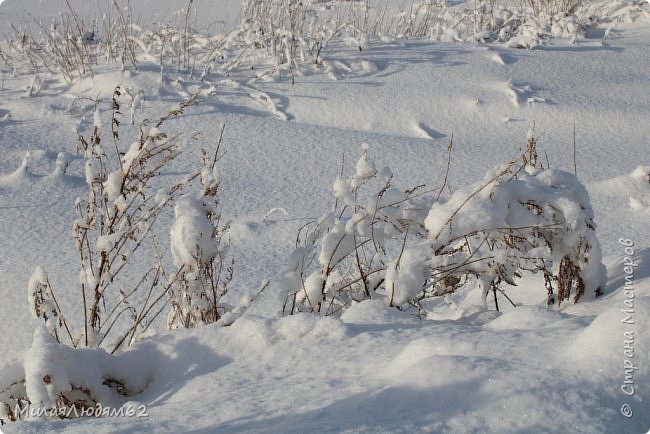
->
1, 92, 237, 423
167, 136, 234, 329
280, 142, 606, 317
22, 89, 235, 355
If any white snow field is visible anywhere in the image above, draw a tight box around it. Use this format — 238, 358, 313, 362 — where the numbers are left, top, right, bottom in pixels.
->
0, 0, 649, 433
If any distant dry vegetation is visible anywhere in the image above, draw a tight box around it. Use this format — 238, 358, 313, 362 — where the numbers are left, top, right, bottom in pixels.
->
0, 0, 642, 85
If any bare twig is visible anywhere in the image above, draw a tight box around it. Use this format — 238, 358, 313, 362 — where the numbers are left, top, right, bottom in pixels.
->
437, 133, 453, 201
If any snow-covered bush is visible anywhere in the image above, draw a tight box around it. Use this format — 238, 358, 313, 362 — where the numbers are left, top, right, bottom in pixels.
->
200, 0, 370, 81
167, 133, 234, 329
420, 2, 575, 48
411, 139, 606, 312
280, 143, 431, 315
523, 0, 581, 18
1, 91, 237, 424
280, 139, 605, 317
401, 0, 649, 47
3, 5, 129, 82
0, 2, 201, 83
25, 88, 206, 353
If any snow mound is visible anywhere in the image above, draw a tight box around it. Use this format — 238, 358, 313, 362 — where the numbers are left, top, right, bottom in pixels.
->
0, 108, 11, 121
484, 305, 572, 331
0, 150, 80, 189
275, 314, 348, 342
385, 335, 479, 380
629, 165, 650, 211
561, 296, 650, 377
0, 152, 39, 187
340, 299, 418, 325
23, 326, 155, 416
592, 165, 650, 212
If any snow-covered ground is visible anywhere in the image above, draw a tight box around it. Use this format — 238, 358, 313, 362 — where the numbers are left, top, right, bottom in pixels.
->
0, 1, 649, 433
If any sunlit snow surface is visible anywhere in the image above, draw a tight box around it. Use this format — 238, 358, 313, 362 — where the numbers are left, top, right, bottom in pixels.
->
0, 1, 649, 433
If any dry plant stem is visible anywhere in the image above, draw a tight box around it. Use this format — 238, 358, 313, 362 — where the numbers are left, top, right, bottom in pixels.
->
112, 0, 137, 70
332, 154, 345, 213
437, 134, 453, 202
112, 261, 186, 353
354, 234, 371, 298
573, 121, 577, 177
212, 123, 227, 170
184, 0, 193, 72
492, 281, 499, 311
98, 268, 159, 346
371, 177, 392, 253
496, 286, 517, 308
443, 222, 566, 248
111, 88, 124, 171
44, 278, 75, 344
63, 0, 93, 72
